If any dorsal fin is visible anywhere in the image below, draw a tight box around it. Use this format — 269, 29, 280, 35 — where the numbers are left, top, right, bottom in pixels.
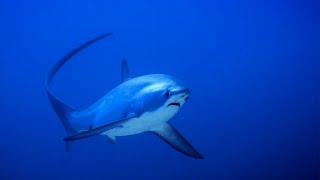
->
121, 58, 130, 82
46, 32, 112, 135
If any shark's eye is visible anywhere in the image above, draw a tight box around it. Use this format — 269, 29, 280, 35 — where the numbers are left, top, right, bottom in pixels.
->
165, 91, 170, 98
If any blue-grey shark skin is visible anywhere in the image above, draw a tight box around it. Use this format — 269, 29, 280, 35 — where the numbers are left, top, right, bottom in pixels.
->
46, 33, 203, 159
71, 74, 188, 129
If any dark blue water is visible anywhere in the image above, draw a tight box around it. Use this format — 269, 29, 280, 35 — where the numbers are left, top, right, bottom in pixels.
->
0, 0, 319, 179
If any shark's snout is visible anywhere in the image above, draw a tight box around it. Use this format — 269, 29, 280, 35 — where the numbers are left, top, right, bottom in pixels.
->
184, 89, 190, 100
167, 88, 190, 107
178, 88, 190, 101
170, 88, 190, 96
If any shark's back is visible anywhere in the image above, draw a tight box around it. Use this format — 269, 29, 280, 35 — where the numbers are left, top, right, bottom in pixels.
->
71, 74, 177, 130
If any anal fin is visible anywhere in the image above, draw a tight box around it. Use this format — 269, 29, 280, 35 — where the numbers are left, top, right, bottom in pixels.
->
151, 123, 203, 159
65, 141, 72, 152
106, 135, 116, 144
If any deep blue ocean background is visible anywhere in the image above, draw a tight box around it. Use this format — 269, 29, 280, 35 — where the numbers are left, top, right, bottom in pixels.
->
0, 0, 319, 179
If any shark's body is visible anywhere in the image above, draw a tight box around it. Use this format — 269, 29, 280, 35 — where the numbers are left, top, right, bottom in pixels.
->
46, 33, 203, 159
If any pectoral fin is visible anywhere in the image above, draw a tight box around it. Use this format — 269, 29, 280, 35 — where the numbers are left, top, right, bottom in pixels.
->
151, 123, 203, 159
64, 115, 136, 141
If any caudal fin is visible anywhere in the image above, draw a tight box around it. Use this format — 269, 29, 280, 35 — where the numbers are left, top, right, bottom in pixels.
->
47, 92, 77, 135
46, 33, 113, 136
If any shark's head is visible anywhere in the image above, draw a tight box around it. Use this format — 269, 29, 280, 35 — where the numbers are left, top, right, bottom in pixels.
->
165, 84, 190, 108
133, 74, 190, 121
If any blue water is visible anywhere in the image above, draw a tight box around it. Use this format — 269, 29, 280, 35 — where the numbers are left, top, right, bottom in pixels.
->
1, 0, 319, 179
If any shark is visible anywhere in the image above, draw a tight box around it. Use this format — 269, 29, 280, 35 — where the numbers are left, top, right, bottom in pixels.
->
46, 33, 203, 159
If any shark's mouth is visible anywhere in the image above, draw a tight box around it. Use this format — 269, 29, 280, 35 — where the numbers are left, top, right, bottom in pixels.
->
168, 102, 180, 107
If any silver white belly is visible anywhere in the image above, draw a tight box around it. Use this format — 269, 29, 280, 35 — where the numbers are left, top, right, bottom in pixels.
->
102, 106, 179, 140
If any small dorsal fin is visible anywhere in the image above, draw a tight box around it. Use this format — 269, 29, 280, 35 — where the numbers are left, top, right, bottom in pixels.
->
121, 58, 130, 82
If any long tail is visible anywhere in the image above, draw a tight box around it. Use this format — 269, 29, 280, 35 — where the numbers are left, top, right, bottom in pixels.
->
46, 32, 112, 135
